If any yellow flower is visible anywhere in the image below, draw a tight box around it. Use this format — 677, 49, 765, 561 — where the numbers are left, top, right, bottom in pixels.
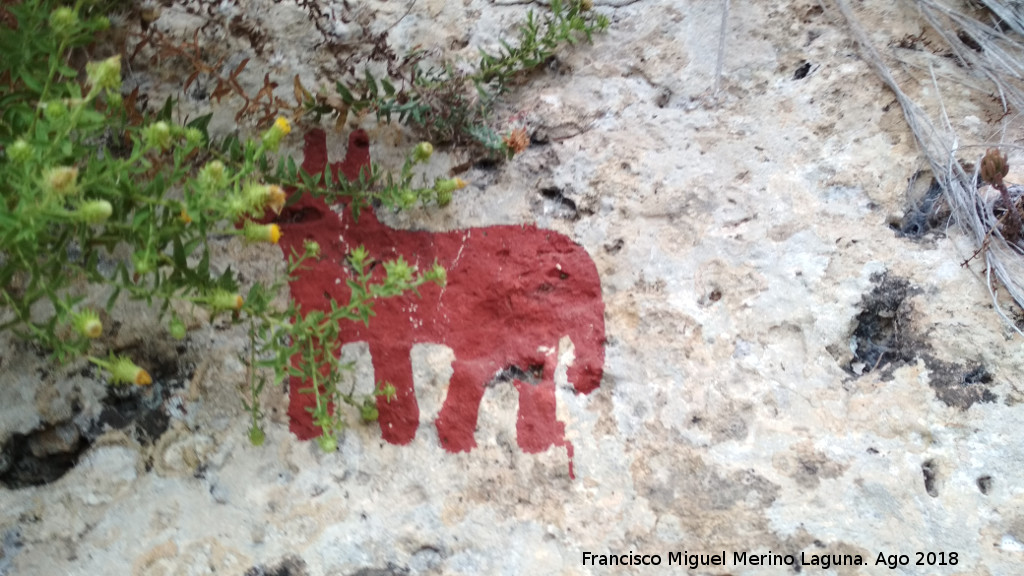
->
179, 209, 192, 224
243, 221, 282, 244
274, 117, 291, 136
262, 117, 292, 151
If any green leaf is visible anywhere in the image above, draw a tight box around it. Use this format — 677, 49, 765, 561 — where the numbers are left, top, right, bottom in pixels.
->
187, 113, 213, 139
18, 68, 43, 92
364, 69, 378, 98
106, 286, 121, 310
158, 96, 174, 122
172, 236, 187, 269
335, 82, 355, 105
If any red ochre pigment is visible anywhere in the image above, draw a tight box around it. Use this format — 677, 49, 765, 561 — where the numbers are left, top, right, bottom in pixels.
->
278, 129, 605, 477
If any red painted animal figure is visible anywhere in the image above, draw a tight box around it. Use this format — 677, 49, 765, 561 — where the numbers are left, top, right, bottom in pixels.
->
278, 129, 605, 472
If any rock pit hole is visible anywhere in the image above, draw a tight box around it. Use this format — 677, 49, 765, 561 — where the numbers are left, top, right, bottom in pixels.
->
846, 273, 998, 410
0, 350, 193, 489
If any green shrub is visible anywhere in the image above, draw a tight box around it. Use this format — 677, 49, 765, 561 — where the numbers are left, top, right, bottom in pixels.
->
0, 0, 607, 449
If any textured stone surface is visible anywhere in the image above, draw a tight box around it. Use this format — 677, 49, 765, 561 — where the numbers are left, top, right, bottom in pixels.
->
2, 0, 1024, 574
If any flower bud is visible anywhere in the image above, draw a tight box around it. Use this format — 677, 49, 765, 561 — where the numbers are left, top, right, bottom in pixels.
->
143, 121, 172, 151
303, 240, 321, 259
106, 92, 123, 108
378, 382, 397, 403
244, 183, 286, 216
265, 185, 286, 215
169, 316, 187, 340
43, 100, 68, 121
399, 189, 417, 208
243, 221, 282, 244
317, 434, 338, 452
91, 354, 152, 386
72, 309, 103, 339
384, 257, 413, 284
184, 127, 204, 149
360, 397, 379, 422
208, 290, 244, 312
43, 166, 79, 196
49, 7, 78, 38
249, 426, 266, 446
427, 262, 447, 287
132, 250, 156, 275
7, 139, 32, 164
77, 199, 113, 224
412, 142, 434, 163
198, 160, 227, 191
434, 177, 468, 195
433, 177, 466, 207
981, 148, 1009, 184
86, 55, 121, 92
261, 117, 291, 151
436, 188, 453, 208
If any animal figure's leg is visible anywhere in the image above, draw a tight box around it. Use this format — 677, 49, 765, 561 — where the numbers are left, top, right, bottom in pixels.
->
513, 355, 563, 454
513, 347, 577, 478
435, 359, 491, 452
369, 342, 419, 445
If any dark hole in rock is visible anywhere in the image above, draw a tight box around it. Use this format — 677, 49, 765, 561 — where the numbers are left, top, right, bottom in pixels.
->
845, 276, 998, 408
655, 86, 672, 108
604, 238, 624, 254
923, 358, 998, 410
922, 459, 939, 497
0, 428, 81, 489
963, 365, 993, 385
493, 364, 545, 386
977, 475, 992, 494
348, 565, 411, 576
0, 360, 190, 489
957, 30, 983, 52
793, 61, 812, 80
535, 186, 579, 220
847, 274, 918, 375
244, 554, 309, 576
473, 157, 500, 171
892, 175, 948, 238
280, 205, 323, 224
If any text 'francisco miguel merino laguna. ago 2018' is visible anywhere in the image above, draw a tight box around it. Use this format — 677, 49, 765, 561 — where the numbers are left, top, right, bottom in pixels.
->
581, 550, 873, 570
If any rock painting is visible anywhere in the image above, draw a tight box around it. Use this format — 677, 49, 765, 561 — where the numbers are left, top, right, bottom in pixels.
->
278, 129, 605, 475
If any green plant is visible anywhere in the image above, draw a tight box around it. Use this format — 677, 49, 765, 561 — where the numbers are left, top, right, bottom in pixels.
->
322, 0, 608, 158
0, 0, 448, 447
1, 0, 610, 449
